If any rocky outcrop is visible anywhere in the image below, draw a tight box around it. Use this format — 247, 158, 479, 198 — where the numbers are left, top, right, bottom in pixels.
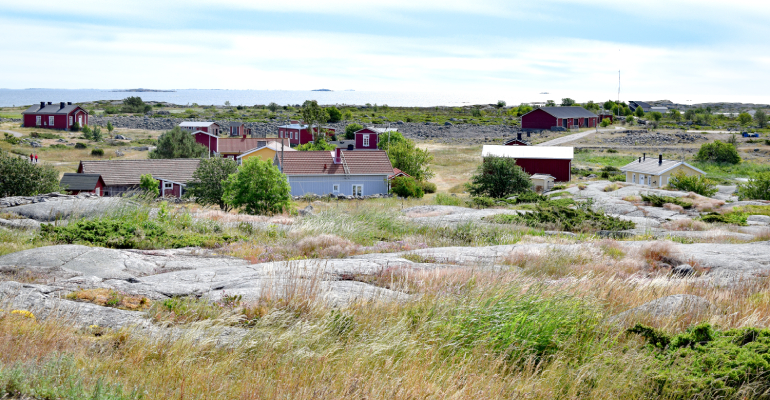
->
2, 196, 127, 222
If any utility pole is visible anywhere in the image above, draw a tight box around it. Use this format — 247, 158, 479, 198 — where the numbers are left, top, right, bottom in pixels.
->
617, 69, 621, 118
280, 118, 286, 173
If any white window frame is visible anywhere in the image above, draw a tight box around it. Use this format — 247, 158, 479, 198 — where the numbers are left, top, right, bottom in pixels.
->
632, 173, 635, 184
363, 134, 370, 147
352, 184, 363, 197
332, 184, 339, 193
36, 116, 41, 126
49, 116, 54, 125
69, 116, 73, 126
164, 182, 173, 189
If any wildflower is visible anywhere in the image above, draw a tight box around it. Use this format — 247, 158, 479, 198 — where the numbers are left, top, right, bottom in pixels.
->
11, 310, 36, 320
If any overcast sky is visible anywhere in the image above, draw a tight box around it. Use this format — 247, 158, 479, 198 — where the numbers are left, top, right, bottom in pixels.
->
2, 0, 768, 104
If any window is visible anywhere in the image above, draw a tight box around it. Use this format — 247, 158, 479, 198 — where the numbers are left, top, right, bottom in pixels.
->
49, 116, 54, 125
363, 134, 370, 147
36, 116, 41, 126
333, 184, 339, 192
164, 182, 173, 189
69, 116, 73, 126
632, 173, 635, 183
352, 185, 363, 197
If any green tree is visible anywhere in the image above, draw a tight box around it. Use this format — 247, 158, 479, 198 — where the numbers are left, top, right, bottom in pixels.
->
737, 172, 770, 200
81, 125, 92, 140
149, 127, 208, 159
107, 121, 114, 134
185, 156, 239, 211
561, 98, 575, 106
469, 155, 531, 198
627, 115, 635, 125
668, 109, 681, 121
0, 151, 61, 197
122, 97, 152, 114
694, 140, 741, 164
754, 110, 767, 128
684, 109, 696, 121
545, 100, 556, 107
139, 174, 159, 197
737, 112, 752, 125
295, 137, 337, 151
267, 102, 279, 112
623, 106, 633, 116
326, 106, 342, 123
301, 100, 329, 143
600, 118, 611, 127
344, 123, 363, 140
378, 132, 434, 181
603, 100, 616, 110
649, 111, 663, 122
91, 126, 103, 142
634, 106, 645, 117
517, 103, 533, 116
222, 157, 291, 215
343, 109, 353, 120
390, 176, 424, 198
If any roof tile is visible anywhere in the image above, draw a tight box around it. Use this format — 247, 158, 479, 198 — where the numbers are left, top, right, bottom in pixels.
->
78, 159, 201, 186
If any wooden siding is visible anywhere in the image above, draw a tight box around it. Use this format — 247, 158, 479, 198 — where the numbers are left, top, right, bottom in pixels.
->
355, 132, 379, 149
521, 108, 558, 130
286, 175, 389, 197
625, 164, 703, 188
513, 158, 571, 182
194, 132, 218, 154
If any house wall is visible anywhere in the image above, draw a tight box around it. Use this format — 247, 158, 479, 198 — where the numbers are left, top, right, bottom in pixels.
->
513, 159, 571, 182
239, 148, 276, 163
355, 132, 379, 149
65, 179, 105, 196
194, 132, 218, 154
625, 164, 703, 188
160, 182, 182, 198
521, 108, 557, 130
23, 107, 87, 130
286, 175, 389, 197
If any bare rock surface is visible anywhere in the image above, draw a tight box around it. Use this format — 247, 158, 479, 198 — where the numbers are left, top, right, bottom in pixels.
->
0, 218, 41, 230
402, 205, 524, 225
3, 197, 128, 222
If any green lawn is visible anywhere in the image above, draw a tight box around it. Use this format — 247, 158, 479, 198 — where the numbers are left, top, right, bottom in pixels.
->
691, 161, 770, 179
574, 152, 636, 168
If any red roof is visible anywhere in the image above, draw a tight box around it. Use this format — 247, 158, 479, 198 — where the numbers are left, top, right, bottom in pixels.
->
389, 168, 410, 180
278, 150, 394, 175
219, 137, 289, 154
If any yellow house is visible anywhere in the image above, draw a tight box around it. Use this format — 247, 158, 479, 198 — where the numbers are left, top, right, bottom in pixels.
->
619, 154, 706, 188
236, 142, 295, 165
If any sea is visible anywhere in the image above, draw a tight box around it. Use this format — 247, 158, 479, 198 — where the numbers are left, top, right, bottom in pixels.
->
0, 89, 507, 108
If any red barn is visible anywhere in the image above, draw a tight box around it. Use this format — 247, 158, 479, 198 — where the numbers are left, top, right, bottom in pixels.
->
354, 127, 397, 150
22, 102, 88, 131
482, 145, 573, 182
521, 106, 597, 131
278, 121, 336, 145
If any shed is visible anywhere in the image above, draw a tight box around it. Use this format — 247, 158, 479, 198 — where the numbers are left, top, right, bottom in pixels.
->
354, 127, 398, 150
530, 174, 555, 193
278, 122, 336, 145
619, 154, 706, 188
482, 145, 574, 182
60, 173, 105, 196
520, 107, 598, 131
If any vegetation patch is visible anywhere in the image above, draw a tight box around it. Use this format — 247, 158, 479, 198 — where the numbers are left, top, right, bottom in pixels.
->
641, 194, 693, 208
629, 323, 770, 399
485, 203, 634, 232
700, 211, 748, 226
66, 288, 149, 311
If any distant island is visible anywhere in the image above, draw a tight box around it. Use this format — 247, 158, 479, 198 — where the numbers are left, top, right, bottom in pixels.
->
111, 88, 176, 92
311, 89, 332, 92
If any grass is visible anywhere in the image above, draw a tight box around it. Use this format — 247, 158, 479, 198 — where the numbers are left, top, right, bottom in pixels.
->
573, 152, 636, 168
692, 160, 770, 179
486, 202, 635, 232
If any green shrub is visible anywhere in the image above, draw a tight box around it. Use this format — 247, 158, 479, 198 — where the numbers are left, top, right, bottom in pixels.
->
641, 194, 692, 208
3, 133, 20, 145
469, 155, 531, 198
512, 190, 547, 203
391, 176, 424, 198
694, 140, 741, 164
344, 123, 363, 140
49, 144, 67, 149
74, 142, 87, 149
700, 211, 748, 226
434, 193, 464, 206
0, 151, 61, 197
668, 171, 717, 197
419, 181, 437, 194
629, 323, 770, 399
71, 121, 80, 131
606, 148, 618, 153
30, 131, 60, 139
737, 172, 770, 200
609, 174, 626, 182
600, 118, 611, 127
223, 157, 292, 215
486, 203, 634, 232
468, 196, 495, 209
90, 148, 104, 157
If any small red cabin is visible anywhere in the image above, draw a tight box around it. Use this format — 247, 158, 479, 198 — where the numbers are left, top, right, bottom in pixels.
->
192, 130, 220, 155
22, 102, 88, 131
521, 106, 598, 131
482, 145, 574, 182
278, 121, 336, 145
354, 127, 397, 150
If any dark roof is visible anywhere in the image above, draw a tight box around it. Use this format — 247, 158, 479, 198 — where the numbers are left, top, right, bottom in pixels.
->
60, 173, 102, 191
529, 107, 598, 119
218, 137, 288, 153
619, 158, 706, 175
229, 122, 244, 127
630, 101, 652, 109
22, 103, 85, 115
78, 159, 201, 186
504, 138, 529, 145
278, 150, 393, 175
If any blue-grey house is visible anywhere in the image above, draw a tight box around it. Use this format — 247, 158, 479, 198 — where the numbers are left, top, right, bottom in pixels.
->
275, 148, 393, 197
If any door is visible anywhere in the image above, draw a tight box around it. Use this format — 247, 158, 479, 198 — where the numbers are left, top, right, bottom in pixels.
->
78, 115, 83, 126
352, 185, 363, 197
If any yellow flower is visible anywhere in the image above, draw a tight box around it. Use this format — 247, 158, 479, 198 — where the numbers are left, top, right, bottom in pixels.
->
10, 310, 36, 320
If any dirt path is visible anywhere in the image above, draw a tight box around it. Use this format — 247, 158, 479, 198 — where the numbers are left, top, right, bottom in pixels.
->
0, 130, 22, 138
535, 128, 619, 146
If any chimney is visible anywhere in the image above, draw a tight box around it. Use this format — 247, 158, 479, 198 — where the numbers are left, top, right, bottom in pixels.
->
60, 102, 65, 109
333, 148, 341, 164
659, 154, 663, 165
67, 102, 72, 105
47, 102, 52, 105
643, 153, 646, 161
517, 132, 522, 140
526, 131, 531, 138
40, 101, 45, 109
638, 157, 641, 163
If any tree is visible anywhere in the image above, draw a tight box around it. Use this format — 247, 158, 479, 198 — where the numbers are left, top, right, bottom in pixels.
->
754, 110, 767, 128
545, 100, 556, 107
139, 174, 159, 197
343, 109, 353, 120
0, 151, 60, 197
91, 126, 103, 142
267, 102, 279, 112
737, 112, 752, 125
344, 123, 363, 140
222, 157, 291, 215
583, 101, 599, 112
694, 140, 741, 164
326, 106, 342, 123
149, 126, 208, 159
301, 100, 329, 143
469, 155, 531, 198
517, 103, 533, 116
668, 109, 681, 121
684, 109, 696, 121
295, 137, 336, 151
122, 97, 152, 114
81, 125, 92, 140
378, 132, 434, 181
737, 172, 770, 200
623, 106, 633, 116
391, 176, 424, 198
627, 115, 635, 125
600, 118, 611, 127
185, 156, 239, 211
649, 111, 663, 122
107, 121, 114, 134
561, 98, 575, 107
634, 106, 645, 117
603, 100, 616, 111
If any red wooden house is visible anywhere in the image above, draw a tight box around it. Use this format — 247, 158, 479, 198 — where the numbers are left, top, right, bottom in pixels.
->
229, 122, 252, 137
192, 130, 220, 155
504, 133, 529, 146
278, 121, 336, 145
482, 145, 573, 182
179, 121, 222, 135
354, 127, 397, 150
22, 102, 88, 131
59, 173, 105, 196
521, 106, 597, 131
77, 159, 201, 198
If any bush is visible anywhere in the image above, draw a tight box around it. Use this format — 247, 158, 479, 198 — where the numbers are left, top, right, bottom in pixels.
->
149, 126, 208, 159
139, 174, 159, 197
469, 155, 531, 198
0, 151, 61, 196
222, 157, 291, 215
31, 131, 60, 139
344, 123, 363, 140
694, 140, 741, 164
90, 148, 104, 157
74, 142, 87, 149
486, 202, 635, 232
3, 133, 19, 145
434, 193, 464, 206
668, 171, 718, 197
737, 172, 770, 200
71, 121, 80, 132
419, 181, 437, 194
391, 176, 424, 198
641, 193, 692, 208
326, 106, 342, 123
700, 211, 748, 225
468, 196, 495, 209
600, 118, 611, 127
186, 156, 239, 210
512, 190, 546, 203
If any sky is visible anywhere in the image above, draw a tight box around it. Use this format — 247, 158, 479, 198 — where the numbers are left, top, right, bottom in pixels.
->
1, 0, 769, 104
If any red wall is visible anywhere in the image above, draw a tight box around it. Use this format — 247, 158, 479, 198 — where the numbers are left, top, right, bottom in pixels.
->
194, 132, 218, 153
23, 108, 88, 130
160, 182, 182, 198
355, 130, 379, 149
514, 159, 571, 182
522, 108, 558, 130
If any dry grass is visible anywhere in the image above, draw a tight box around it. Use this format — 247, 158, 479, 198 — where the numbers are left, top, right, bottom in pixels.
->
684, 192, 725, 212
66, 288, 150, 311
662, 202, 685, 213
661, 219, 709, 231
